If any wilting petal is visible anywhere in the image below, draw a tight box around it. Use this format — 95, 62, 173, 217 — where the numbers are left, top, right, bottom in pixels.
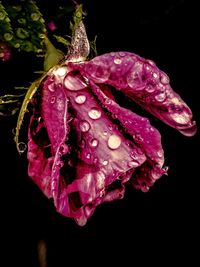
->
69, 52, 196, 136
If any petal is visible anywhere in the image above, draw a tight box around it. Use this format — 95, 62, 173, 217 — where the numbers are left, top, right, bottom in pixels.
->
89, 82, 166, 192
69, 52, 196, 136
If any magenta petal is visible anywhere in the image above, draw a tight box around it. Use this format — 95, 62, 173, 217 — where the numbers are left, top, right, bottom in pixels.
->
69, 52, 196, 136
89, 82, 166, 191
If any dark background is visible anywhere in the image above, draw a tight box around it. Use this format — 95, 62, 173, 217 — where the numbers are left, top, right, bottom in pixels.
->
1, 0, 199, 266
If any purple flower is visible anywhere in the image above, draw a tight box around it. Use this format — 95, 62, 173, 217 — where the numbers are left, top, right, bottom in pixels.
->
27, 51, 196, 226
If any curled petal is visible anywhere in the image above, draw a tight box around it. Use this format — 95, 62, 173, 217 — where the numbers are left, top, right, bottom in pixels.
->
89, 82, 166, 191
69, 52, 196, 136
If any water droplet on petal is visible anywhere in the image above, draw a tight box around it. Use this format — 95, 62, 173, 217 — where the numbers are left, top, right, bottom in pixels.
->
103, 131, 108, 136
160, 73, 170, 84
88, 108, 101, 120
79, 120, 90, 132
48, 83, 56, 92
90, 139, 98, 147
55, 67, 68, 77
155, 92, 166, 102
128, 161, 139, 168
102, 160, 108, 166
145, 84, 155, 93
114, 58, 122, 64
153, 72, 158, 79
157, 150, 163, 157
107, 135, 121, 149
118, 52, 126, 57
86, 153, 91, 159
93, 157, 98, 164
75, 95, 86, 104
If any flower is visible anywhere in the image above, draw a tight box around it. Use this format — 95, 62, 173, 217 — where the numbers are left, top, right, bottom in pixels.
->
27, 51, 196, 226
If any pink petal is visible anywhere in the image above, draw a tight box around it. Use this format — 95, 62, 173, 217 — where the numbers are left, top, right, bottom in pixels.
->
69, 52, 196, 136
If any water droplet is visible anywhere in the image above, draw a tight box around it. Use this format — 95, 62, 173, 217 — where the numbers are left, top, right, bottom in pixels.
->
93, 157, 98, 164
128, 161, 139, 168
145, 85, 155, 93
102, 160, 108, 166
86, 153, 91, 159
88, 108, 101, 120
155, 92, 166, 102
104, 98, 112, 105
59, 144, 68, 155
50, 96, 56, 103
90, 139, 98, 147
114, 58, 122, 64
118, 52, 126, 57
107, 135, 121, 149
4, 33, 13, 41
157, 150, 163, 158
75, 95, 86, 104
48, 83, 56, 92
153, 72, 158, 79
103, 131, 108, 136
31, 13, 40, 21
64, 74, 87, 91
79, 120, 90, 132
160, 73, 170, 84
55, 67, 68, 77
18, 142, 27, 153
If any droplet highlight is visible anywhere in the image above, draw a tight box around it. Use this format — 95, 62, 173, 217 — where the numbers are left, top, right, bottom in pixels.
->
75, 95, 86, 104
79, 120, 90, 132
114, 58, 122, 64
107, 135, 121, 150
88, 108, 101, 120
90, 139, 98, 147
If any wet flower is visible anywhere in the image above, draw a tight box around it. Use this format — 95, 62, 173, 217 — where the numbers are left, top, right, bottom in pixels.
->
27, 50, 196, 226
15, 20, 196, 226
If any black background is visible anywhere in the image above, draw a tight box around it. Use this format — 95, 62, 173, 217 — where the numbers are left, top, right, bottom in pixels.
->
0, 0, 199, 266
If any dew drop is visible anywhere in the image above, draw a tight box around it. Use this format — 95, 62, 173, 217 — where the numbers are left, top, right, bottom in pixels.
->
153, 72, 158, 79
157, 150, 163, 158
118, 52, 126, 57
160, 73, 170, 84
88, 108, 101, 120
114, 58, 122, 64
18, 142, 27, 153
155, 92, 166, 102
55, 67, 68, 77
102, 160, 108, 166
48, 83, 56, 92
128, 161, 139, 168
86, 153, 91, 159
103, 131, 108, 136
75, 95, 86, 104
90, 139, 98, 147
145, 85, 155, 93
79, 120, 90, 132
93, 157, 98, 164
107, 135, 121, 149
